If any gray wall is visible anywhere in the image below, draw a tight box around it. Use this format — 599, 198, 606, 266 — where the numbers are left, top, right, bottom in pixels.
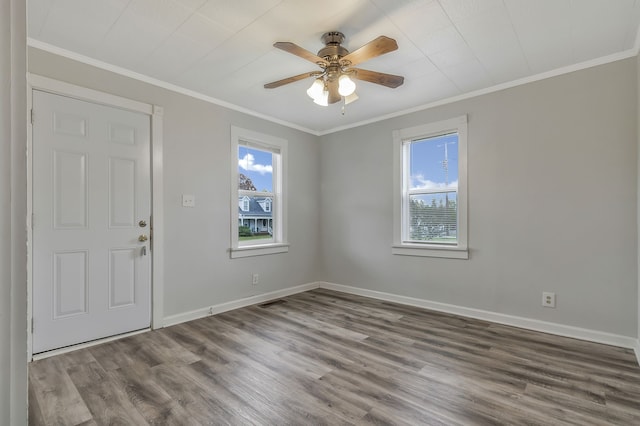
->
28, 48, 322, 319
320, 58, 638, 337
0, 0, 11, 417
28, 49, 640, 337
1, 0, 28, 424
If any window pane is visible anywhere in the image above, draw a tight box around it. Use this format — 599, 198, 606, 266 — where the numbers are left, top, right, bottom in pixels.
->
408, 192, 457, 243
238, 195, 274, 241
409, 133, 458, 191
238, 146, 273, 192
238, 145, 275, 244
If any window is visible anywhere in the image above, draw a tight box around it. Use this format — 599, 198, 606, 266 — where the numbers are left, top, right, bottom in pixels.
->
240, 196, 250, 212
393, 115, 468, 259
230, 126, 288, 258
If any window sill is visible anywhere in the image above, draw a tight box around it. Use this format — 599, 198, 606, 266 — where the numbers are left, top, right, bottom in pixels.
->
392, 244, 469, 259
230, 243, 289, 259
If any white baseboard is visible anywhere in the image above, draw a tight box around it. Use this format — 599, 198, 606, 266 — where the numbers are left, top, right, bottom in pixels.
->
318, 282, 640, 355
163, 282, 320, 327
32, 328, 150, 361
160, 280, 640, 367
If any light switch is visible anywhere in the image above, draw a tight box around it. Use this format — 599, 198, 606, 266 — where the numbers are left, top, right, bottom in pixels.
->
182, 194, 195, 207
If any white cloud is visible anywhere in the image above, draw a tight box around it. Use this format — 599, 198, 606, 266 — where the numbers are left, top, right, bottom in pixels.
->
411, 174, 458, 190
239, 153, 272, 175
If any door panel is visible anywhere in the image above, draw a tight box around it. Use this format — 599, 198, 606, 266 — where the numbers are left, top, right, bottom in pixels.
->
53, 250, 88, 318
53, 150, 88, 228
109, 157, 136, 227
33, 90, 151, 354
109, 248, 137, 309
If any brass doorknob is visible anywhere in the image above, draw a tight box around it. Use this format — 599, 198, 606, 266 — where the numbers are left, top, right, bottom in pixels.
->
138, 234, 148, 242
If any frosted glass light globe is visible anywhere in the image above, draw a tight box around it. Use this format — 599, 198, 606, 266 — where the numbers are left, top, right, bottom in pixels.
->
306, 79, 324, 100
338, 75, 356, 96
313, 89, 329, 106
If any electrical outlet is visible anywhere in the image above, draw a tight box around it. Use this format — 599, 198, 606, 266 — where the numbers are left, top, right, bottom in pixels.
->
182, 194, 195, 207
542, 292, 556, 308
252, 273, 259, 285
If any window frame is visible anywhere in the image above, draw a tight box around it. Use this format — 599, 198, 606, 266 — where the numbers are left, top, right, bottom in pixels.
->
392, 115, 468, 259
230, 126, 288, 258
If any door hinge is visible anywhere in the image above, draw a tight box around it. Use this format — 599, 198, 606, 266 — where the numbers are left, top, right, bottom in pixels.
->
30, 109, 34, 124
31, 318, 34, 334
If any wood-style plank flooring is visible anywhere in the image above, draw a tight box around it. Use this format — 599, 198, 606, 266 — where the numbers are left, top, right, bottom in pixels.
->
29, 289, 640, 425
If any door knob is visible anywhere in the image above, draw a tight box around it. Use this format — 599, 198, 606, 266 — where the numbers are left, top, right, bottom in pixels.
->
138, 234, 148, 242
139, 220, 147, 228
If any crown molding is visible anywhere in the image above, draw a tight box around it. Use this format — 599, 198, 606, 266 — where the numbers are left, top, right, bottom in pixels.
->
28, 38, 638, 137
317, 48, 640, 136
27, 38, 321, 136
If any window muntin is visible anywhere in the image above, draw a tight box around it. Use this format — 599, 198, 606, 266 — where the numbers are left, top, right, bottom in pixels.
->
393, 115, 467, 259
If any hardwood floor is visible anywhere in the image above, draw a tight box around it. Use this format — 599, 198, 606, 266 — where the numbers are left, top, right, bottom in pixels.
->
29, 289, 640, 425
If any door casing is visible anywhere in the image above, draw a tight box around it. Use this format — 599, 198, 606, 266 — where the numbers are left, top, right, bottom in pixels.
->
26, 74, 165, 360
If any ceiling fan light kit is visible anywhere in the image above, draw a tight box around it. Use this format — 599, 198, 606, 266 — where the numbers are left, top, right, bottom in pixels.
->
338, 74, 356, 96
313, 87, 329, 106
344, 92, 359, 105
265, 31, 404, 110
306, 78, 325, 100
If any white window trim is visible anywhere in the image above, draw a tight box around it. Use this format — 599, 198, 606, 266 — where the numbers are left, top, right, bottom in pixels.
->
392, 115, 468, 259
230, 126, 288, 258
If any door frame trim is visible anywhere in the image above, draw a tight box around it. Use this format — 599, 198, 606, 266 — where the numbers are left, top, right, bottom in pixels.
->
26, 74, 165, 359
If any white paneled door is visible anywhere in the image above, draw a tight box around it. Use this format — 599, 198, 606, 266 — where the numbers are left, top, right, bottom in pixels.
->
32, 90, 151, 354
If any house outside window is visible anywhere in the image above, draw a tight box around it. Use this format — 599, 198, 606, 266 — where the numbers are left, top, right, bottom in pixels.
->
230, 126, 288, 258
392, 115, 468, 259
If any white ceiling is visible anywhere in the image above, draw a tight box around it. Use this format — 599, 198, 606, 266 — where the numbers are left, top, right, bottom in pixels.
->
28, 0, 640, 134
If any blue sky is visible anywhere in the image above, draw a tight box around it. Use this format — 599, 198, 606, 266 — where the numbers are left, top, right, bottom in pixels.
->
238, 146, 273, 192
410, 132, 458, 190
237, 134, 457, 195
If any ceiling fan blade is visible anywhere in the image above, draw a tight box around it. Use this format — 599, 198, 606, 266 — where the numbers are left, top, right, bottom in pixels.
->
352, 68, 404, 88
341, 36, 398, 66
273, 42, 328, 66
327, 78, 341, 104
264, 72, 320, 89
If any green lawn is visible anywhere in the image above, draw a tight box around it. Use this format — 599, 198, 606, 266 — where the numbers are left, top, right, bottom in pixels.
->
239, 234, 272, 241
427, 237, 457, 243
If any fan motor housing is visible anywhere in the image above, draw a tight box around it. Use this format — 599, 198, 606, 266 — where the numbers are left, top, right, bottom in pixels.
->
318, 31, 349, 61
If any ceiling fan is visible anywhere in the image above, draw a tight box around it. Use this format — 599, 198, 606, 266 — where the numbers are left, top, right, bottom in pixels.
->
264, 31, 404, 106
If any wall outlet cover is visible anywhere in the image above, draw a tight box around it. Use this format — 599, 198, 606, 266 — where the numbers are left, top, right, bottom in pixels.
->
182, 194, 195, 207
542, 292, 556, 308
